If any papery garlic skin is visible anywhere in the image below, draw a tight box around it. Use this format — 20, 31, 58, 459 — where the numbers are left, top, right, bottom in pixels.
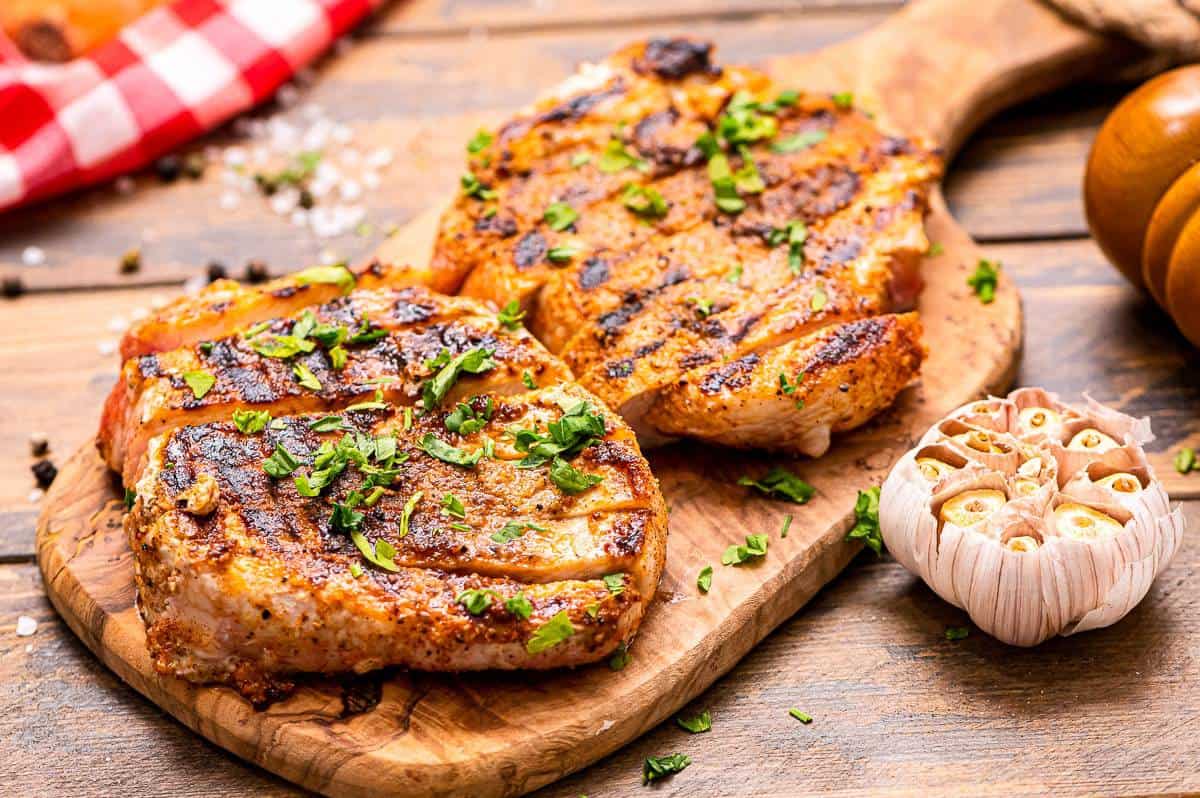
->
880, 388, 1185, 647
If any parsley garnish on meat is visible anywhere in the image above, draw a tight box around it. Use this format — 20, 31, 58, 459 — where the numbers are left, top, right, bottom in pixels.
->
810, 283, 828, 311
767, 220, 808, 273
457, 589, 496, 615
461, 171, 496, 200
420, 433, 483, 467
722, 534, 768, 566
466, 129, 493, 154
491, 519, 546, 544
262, 444, 301, 478
399, 490, 423, 538
608, 641, 631, 671
547, 245, 578, 264
621, 184, 668, 220
522, 370, 536, 389
832, 91, 854, 109
292, 362, 322, 391
505, 593, 533, 619
445, 397, 494, 434
513, 401, 605, 467
123, 487, 137, 511
603, 573, 626, 596
676, 710, 712, 734
968, 259, 1000, 303
687, 296, 714, 318
772, 129, 828, 153
232, 409, 271, 434
738, 467, 815, 504
543, 201, 578, 231
182, 370, 215, 399
497, 299, 526, 329
845, 486, 884, 555
642, 754, 691, 784
294, 264, 356, 295
549, 456, 604, 494
308, 415, 348, 432
421, 347, 497, 409
440, 493, 467, 519
526, 610, 575, 654
597, 137, 647, 174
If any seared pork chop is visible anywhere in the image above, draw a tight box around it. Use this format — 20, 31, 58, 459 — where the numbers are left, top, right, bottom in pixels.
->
430, 38, 940, 454
102, 286, 667, 698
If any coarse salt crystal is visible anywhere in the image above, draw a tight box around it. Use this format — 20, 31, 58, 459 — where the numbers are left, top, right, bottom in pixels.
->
320, 249, 340, 265
115, 176, 135, 195
365, 147, 394, 169
98, 339, 117, 356
107, 316, 128, 333
21, 246, 46, 266
15, 616, 37, 637
28, 488, 44, 504
130, 307, 149, 321
150, 294, 169, 309
223, 146, 248, 167
331, 124, 354, 144
339, 180, 362, 202
276, 83, 300, 108
219, 190, 241, 211
183, 275, 208, 295
290, 209, 309, 227
362, 172, 381, 189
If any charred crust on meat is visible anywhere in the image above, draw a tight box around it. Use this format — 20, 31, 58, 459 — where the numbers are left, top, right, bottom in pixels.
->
634, 38, 718, 80
391, 296, 435, 324
474, 214, 518, 237
272, 285, 302, 299
578, 257, 610, 289
137, 354, 162, 378
605, 359, 635, 379
513, 231, 547, 269
805, 316, 895, 375
678, 351, 715, 370
698, 353, 761, 395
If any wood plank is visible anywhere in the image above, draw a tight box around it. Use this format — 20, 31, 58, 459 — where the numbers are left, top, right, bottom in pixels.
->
5, 237, 1198, 559
0, 11, 1113, 293
9, 500, 1198, 797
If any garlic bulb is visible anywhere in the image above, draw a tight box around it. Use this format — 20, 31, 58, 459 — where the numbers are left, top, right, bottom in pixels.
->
880, 388, 1184, 646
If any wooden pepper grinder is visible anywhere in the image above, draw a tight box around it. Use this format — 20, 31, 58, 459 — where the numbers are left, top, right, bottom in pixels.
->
1085, 65, 1200, 348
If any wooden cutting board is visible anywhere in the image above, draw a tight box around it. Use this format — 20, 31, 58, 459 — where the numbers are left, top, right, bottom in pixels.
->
36, 2, 1127, 796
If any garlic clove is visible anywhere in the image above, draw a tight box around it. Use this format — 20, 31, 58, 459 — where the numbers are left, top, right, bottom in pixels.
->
1006, 535, 1040, 552
916, 457, 958, 482
939, 489, 1007, 528
1095, 472, 1142, 494
1012, 478, 1041, 497
1017, 456, 1043, 477
952, 430, 1007, 454
1053, 502, 1124, 541
1067, 428, 1120, 453
1016, 407, 1064, 439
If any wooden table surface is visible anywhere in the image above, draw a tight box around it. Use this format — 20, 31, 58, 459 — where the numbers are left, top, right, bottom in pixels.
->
3, 2, 1199, 796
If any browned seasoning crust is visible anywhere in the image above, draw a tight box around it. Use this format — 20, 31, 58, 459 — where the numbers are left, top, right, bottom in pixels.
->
104, 286, 667, 700
433, 38, 940, 454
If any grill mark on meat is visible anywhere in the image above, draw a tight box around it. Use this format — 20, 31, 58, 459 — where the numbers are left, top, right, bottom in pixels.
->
778, 164, 862, 220
579, 257, 610, 289
474, 214, 518, 237
606, 359, 635, 379
804, 316, 894, 376
632, 108, 704, 169
634, 38, 717, 79
513, 231, 547, 269
679, 351, 715, 369
498, 82, 627, 144
392, 297, 435, 324
138, 354, 161, 378
597, 294, 645, 340
633, 340, 664, 358
698, 353, 761, 395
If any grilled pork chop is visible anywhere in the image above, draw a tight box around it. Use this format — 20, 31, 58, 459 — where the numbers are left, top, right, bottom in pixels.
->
105, 283, 666, 698
431, 38, 940, 454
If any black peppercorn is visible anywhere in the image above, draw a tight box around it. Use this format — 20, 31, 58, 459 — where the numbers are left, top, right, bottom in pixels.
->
119, 248, 141, 274
206, 261, 228, 282
244, 260, 270, 283
298, 188, 314, 210
2, 276, 24, 298
153, 155, 182, 182
182, 152, 207, 179
32, 459, 57, 489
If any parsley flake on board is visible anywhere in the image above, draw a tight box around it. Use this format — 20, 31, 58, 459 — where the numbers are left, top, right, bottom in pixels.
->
945, 625, 970, 641
722, 534, 768, 566
968, 259, 1001, 303
1174, 447, 1197, 475
676, 710, 712, 734
543, 201, 578, 231
232, 409, 271, 434
642, 754, 691, 784
497, 299, 526, 329
608, 641, 632, 671
738, 467, 815, 504
526, 609, 574, 654
781, 514, 793, 538
789, 708, 813, 724
697, 565, 713, 594
421, 347, 497, 408
182, 370, 216, 399
846, 486, 884, 555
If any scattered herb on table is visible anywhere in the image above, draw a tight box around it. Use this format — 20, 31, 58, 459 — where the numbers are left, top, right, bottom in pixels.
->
738, 467, 815, 504
722, 534, 768, 566
642, 754, 691, 784
845, 486, 883, 555
789, 708, 813, 724
1175, 447, 1197, 475
676, 710, 712, 734
945, 626, 970, 641
968, 259, 1000, 303
697, 565, 713, 594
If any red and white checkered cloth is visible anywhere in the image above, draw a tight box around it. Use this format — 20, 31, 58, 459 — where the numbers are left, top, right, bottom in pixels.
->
0, 0, 382, 212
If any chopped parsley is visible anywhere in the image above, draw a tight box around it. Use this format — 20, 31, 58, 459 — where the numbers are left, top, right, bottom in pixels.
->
349, 562, 363, 578
457, 588, 496, 615
182, 370, 216, 399
597, 137, 647, 174
461, 171, 496, 200
399, 490, 423, 538
781, 514, 793, 538
308, 415, 347, 432
294, 264, 356, 294
505, 592, 533, 619
697, 565, 713, 593
722, 533, 768, 565
570, 152, 592, 168
440, 492, 467, 519
250, 334, 315, 359
526, 609, 574, 654
687, 296, 714, 318
513, 401, 605, 467
968, 259, 1000, 303
445, 397, 494, 435
328, 345, 348, 369
738, 467, 815, 504
945, 625, 970, 641
832, 91, 854, 109
497, 299, 526, 329
262, 444, 301, 478
232, 409, 271, 434
724, 263, 743, 283
346, 322, 387, 345
846, 486, 883, 555
718, 91, 779, 144
1175, 447, 1197, 475
608, 641, 631, 671
621, 184, 668, 220
927, 241, 945, 256
547, 245, 578, 264
491, 519, 546, 544
543, 201, 578, 231
345, 389, 388, 412
292, 362, 322, 390
772, 129, 828, 153
123, 487, 137, 511
789, 708, 813, 724
466, 129, 493, 153
603, 573, 626, 596
642, 754, 691, 784
522, 370, 536, 389
549, 456, 604, 494
768, 220, 808, 273
676, 710, 712, 734
810, 283, 828, 312
420, 433, 483, 467
421, 347, 497, 408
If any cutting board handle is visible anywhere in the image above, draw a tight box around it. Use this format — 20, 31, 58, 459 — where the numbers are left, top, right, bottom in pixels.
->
769, 0, 1135, 155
